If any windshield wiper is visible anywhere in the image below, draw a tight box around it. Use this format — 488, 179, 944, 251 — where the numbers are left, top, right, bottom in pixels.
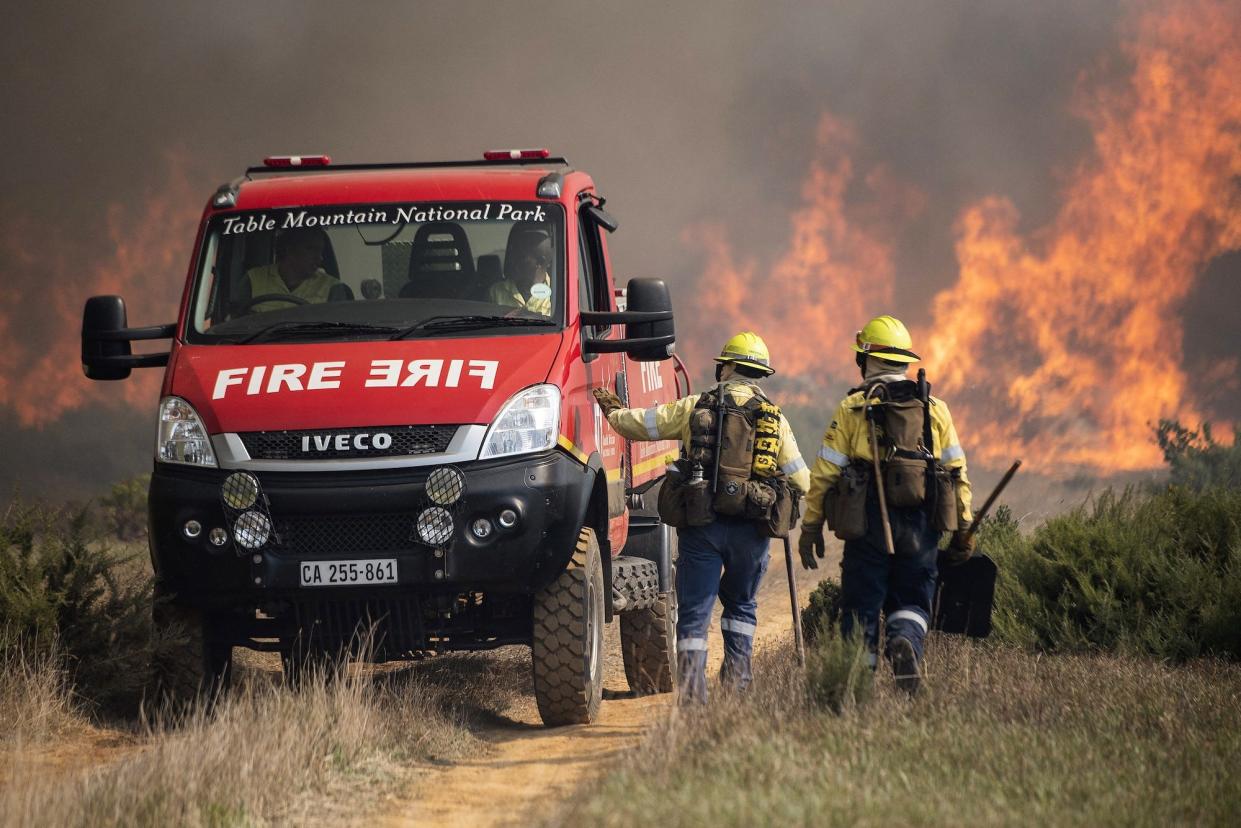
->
389, 315, 558, 340
237, 321, 400, 344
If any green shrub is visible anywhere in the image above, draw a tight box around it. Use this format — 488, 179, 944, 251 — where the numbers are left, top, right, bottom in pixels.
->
99, 474, 150, 542
1155, 420, 1241, 491
804, 628, 873, 713
0, 499, 159, 714
983, 487, 1241, 661
799, 578, 841, 644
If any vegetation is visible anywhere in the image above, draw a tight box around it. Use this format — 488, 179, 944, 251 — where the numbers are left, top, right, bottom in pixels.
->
548, 640, 1241, 827
0, 655, 482, 827
97, 474, 149, 543
0, 500, 162, 714
1155, 420, 1241, 490
978, 420, 1241, 661
803, 627, 872, 714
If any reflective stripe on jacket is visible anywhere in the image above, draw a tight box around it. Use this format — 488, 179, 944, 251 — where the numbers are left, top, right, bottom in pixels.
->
802, 390, 973, 525
605, 381, 811, 493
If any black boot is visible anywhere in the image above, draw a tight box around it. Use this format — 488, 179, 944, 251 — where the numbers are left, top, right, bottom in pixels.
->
887, 636, 920, 695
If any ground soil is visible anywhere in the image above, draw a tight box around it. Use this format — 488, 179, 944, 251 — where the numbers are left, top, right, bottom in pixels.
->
0, 725, 141, 790
375, 539, 832, 827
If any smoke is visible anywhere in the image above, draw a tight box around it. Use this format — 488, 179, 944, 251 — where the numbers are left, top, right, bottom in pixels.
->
1, 0, 1238, 495
0, 155, 199, 427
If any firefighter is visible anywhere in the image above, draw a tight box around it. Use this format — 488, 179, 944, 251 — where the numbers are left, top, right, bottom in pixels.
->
798, 315, 974, 693
593, 332, 810, 703
488, 229, 553, 316
242, 227, 349, 312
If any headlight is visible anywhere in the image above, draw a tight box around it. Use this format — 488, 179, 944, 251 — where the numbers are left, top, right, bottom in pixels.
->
156, 397, 217, 467
479, 384, 561, 459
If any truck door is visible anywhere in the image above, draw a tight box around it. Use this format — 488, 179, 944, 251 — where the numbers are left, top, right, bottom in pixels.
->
578, 202, 630, 553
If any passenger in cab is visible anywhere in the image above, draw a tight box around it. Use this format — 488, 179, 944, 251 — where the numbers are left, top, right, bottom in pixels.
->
488, 229, 553, 316
242, 228, 350, 313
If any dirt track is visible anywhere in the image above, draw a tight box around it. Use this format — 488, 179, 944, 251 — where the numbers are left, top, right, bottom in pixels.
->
377, 538, 831, 827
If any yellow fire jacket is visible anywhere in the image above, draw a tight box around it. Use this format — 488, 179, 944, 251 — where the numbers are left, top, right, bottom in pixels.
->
246, 265, 341, 312
802, 389, 973, 526
605, 381, 811, 493
487, 273, 552, 316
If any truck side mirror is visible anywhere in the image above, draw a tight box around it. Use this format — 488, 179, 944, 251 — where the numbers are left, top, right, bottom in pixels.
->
81, 295, 175, 381
622, 278, 675, 362
580, 278, 676, 362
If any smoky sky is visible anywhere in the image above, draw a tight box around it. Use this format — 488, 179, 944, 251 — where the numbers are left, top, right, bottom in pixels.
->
1, 0, 1236, 498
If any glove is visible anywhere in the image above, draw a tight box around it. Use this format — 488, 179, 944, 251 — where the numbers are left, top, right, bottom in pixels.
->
944, 527, 976, 565
592, 387, 623, 416
798, 522, 825, 570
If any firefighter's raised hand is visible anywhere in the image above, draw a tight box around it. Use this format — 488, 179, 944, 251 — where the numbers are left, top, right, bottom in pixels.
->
591, 387, 624, 416
798, 522, 825, 570
945, 526, 976, 565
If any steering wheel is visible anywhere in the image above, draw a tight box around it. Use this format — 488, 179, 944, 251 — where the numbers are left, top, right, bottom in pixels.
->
241, 293, 310, 312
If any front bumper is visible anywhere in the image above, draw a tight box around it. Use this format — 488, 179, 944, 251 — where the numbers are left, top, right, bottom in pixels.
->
149, 449, 594, 611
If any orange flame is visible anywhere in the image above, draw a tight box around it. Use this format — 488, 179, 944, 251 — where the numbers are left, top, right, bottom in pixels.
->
0, 154, 200, 427
923, 0, 1241, 472
682, 115, 925, 394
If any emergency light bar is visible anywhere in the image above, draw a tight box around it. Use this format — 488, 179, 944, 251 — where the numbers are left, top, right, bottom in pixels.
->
483, 148, 551, 161
244, 152, 568, 178
261, 155, 332, 167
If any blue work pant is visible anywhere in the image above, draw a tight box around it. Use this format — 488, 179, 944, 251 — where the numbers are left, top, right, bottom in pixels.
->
839, 493, 939, 666
675, 517, 769, 703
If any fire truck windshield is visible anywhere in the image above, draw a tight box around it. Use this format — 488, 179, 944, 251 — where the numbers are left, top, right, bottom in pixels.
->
186, 201, 565, 343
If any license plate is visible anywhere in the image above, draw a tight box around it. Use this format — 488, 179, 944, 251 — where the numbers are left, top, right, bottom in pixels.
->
300, 559, 398, 587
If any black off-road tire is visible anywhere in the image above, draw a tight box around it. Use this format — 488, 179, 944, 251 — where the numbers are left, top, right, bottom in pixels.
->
151, 594, 232, 711
532, 527, 605, 726
619, 574, 677, 694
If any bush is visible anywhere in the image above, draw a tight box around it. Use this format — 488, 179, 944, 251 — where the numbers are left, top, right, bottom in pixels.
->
799, 578, 841, 644
804, 628, 873, 713
99, 474, 150, 542
0, 500, 160, 714
1155, 420, 1241, 491
983, 487, 1241, 661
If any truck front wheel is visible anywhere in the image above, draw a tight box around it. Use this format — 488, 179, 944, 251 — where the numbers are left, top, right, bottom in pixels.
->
531, 527, 605, 726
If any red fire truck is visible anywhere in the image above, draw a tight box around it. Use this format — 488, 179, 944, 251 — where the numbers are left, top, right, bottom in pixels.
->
81, 150, 686, 725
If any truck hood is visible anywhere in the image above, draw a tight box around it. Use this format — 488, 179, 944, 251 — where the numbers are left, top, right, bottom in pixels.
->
170, 332, 565, 433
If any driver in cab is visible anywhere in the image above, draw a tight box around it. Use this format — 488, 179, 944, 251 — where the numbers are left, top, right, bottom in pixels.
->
488, 229, 553, 316
242, 227, 350, 313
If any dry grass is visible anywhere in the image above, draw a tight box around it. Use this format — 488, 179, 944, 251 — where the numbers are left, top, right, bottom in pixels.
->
0, 647, 503, 828
549, 636, 1241, 827
0, 644, 85, 746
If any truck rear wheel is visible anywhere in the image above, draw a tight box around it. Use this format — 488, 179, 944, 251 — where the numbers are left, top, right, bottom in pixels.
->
151, 593, 232, 710
532, 527, 604, 726
620, 563, 677, 695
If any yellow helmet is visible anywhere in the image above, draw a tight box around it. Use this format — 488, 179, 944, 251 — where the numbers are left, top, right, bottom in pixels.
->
714, 331, 775, 375
853, 315, 920, 363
